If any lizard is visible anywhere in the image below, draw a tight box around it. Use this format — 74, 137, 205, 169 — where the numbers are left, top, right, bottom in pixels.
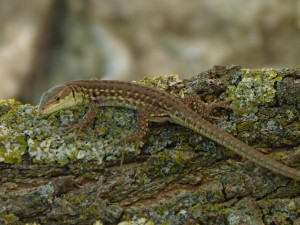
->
38, 79, 300, 180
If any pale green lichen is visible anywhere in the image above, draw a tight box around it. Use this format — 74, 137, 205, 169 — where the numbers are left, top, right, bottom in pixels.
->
137, 73, 187, 98
0, 213, 20, 225
0, 126, 27, 163
93, 221, 104, 225
226, 68, 282, 113
0, 99, 21, 117
117, 218, 155, 225
0, 99, 136, 165
27, 133, 106, 165
259, 199, 299, 224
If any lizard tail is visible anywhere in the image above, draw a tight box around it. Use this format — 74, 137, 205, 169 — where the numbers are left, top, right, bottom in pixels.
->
184, 116, 300, 180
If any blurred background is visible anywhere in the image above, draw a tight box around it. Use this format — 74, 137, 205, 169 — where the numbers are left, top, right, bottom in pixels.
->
1, 0, 300, 104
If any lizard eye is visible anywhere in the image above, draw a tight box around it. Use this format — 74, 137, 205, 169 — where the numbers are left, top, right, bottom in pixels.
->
55, 96, 60, 101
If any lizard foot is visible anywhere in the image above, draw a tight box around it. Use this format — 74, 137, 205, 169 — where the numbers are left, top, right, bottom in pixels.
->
183, 95, 244, 120
104, 135, 144, 166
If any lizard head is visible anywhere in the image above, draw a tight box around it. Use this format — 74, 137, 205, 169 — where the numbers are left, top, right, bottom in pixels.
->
38, 84, 78, 115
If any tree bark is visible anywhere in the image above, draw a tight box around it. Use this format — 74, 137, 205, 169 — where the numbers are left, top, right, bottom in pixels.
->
0, 65, 299, 225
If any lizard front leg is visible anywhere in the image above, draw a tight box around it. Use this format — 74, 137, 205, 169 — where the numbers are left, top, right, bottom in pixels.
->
104, 107, 169, 165
64, 102, 100, 134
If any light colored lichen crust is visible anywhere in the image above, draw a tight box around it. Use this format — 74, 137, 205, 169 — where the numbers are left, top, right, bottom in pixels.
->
0, 99, 137, 165
137, 73, 187, 98
0, 100, 27, 163
226, 68, 282, 113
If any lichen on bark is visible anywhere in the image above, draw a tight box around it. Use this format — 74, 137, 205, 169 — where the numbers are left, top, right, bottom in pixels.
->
0, 66, 299, 224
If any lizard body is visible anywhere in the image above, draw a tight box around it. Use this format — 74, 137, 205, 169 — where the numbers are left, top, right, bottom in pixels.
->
38, 80, 300, 180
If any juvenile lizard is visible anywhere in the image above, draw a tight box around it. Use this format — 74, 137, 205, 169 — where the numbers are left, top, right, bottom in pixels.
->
38, 80, 300, 180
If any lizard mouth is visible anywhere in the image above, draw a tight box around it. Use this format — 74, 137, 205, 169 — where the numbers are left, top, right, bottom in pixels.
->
38, 104, 57, 115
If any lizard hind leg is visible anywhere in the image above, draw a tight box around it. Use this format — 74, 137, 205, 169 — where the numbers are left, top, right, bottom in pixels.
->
63, 102, 100, 134
183, 95, 242, 120
104, 109, 151, 165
